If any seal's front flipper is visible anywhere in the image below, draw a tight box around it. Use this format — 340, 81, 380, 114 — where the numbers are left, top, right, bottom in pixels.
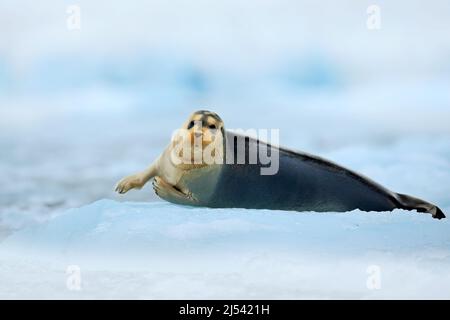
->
395, 193, 446, 219
152, 176, 196, 206
115, 158, 160, 194
115, 173, 147, 194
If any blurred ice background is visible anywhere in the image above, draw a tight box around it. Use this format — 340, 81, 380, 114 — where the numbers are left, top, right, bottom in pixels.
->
0, 0, 450, 298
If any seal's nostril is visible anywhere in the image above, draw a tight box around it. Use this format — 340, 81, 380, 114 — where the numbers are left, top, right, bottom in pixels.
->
194, 132, 203, 138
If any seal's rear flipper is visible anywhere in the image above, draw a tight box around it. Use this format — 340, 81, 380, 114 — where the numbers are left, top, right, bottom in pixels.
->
395, 193, 446, 219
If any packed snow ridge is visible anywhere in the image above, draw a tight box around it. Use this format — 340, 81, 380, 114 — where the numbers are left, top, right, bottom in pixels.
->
1, 200, 449, 299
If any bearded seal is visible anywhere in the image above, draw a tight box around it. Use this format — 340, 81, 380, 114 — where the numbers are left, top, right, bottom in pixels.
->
115, 110, 445, 219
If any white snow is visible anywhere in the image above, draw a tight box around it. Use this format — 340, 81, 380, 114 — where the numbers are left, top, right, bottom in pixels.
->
0, 200, 449, 299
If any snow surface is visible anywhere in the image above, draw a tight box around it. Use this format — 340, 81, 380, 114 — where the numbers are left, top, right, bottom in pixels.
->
1, 200, 450, 299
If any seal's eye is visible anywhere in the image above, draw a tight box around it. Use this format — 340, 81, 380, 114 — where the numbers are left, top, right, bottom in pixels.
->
208, 124, 216, 130
187, 121, 194, 130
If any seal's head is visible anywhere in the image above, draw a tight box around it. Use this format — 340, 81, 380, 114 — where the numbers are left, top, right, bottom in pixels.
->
171, 110, 225, 168
185, 110, 224, 146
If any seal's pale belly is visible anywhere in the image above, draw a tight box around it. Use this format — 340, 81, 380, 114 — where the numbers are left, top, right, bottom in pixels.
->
177, 164, 222, 206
